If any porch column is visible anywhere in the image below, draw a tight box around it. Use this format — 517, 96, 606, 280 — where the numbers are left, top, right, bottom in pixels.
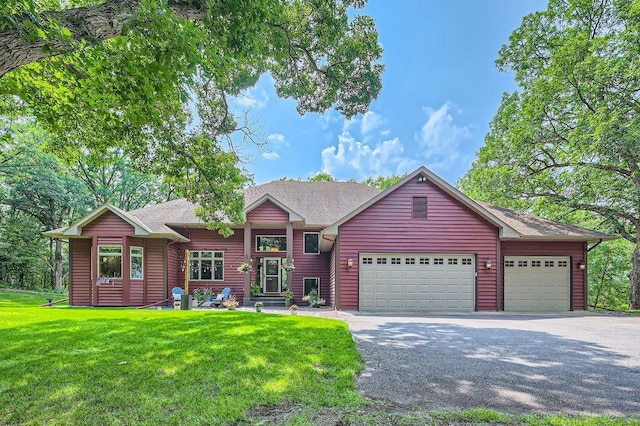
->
286, 222, 293, 292
243, 222, 252, 305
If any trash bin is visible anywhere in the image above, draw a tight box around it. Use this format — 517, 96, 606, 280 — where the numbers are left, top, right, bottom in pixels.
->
180, 295, 193, 310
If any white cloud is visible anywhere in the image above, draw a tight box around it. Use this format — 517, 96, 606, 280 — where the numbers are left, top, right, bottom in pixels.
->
267, 133, 287, 146
319, 110, 340, 130
415, 102, 471, 170
234, 85, 269, 109
360, 111, 385, 136
321, 130, 419, 179
263, 151, 280, 160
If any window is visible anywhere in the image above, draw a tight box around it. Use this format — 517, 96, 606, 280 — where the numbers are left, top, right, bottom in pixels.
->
190, 251, 224, 281
256, 236, 286, 252
303, 233, 320, 254
130, 247, 144, 279
303, 277, 320, 298
448, 258, 458, 265
419, 258, 429, 265
544, 260, 554, 267
531, 260, 541, 267
391, 257, 401, 264
433, 258, 444, 265
462, 258, 472, 265
362, 257, 373, 265
505, 260, 515, 267
558, 260, 568, 267
412, 197, 427, 219
376, 257, 387, 265
518, 260, 528, 267
405, 258, 416, 265
99, 245, 122, 278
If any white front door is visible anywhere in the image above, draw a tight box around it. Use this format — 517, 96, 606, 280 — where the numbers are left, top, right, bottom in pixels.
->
263, 257, 282, 293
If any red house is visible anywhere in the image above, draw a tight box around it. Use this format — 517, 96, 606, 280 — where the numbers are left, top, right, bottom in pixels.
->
46, 167, 614, 312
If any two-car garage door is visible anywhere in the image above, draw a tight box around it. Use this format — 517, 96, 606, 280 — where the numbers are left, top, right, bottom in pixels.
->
359, 253, 475, 312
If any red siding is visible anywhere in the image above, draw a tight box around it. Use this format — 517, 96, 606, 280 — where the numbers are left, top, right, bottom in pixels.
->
82, 211, 135, 236
500, 240, 587, 310
292, 229, 330, 304
172, 228, 245, 302
246, 200, 289, 223
70, 239, 92, 305
145, 239, 166, 304
97, 283, 123, 306
338, 178, 499, 310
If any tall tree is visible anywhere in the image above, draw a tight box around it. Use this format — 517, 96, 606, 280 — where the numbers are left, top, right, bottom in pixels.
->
0, 127, 92, 290
459, 0, 640, 308
361, 174, 405, 190
0, 0, 384, 235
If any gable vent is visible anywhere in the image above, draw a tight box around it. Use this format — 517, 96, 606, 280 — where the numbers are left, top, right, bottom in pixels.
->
412, 196, 427, 219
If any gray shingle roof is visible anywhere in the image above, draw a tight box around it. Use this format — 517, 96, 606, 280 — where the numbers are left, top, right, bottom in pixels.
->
478, 202, 615, 241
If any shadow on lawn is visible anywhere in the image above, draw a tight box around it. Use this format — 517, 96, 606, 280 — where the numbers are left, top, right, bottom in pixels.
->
353, 321, 640, 416
0, 311, 359, 424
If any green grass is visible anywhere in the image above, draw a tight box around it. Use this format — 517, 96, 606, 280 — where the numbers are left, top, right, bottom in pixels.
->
0, 290, 363, 425
2, 290, 639, 425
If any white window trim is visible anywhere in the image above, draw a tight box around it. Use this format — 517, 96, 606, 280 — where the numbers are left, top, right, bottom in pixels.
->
255, 235, 287, 252
98, 245, 123, 279
189, 250, 225, 281
303, 277, 320, 298
303, 232, 320, 255
130, 246, 144, 280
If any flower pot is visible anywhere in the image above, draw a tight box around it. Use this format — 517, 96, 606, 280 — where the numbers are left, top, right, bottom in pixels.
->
290, 310, 297, 315
255, 306, 262, 312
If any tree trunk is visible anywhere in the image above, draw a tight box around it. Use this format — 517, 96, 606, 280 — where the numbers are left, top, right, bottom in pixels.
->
54, 239, 64, 291
0, 0, 203, 78
630, 238, 640, 310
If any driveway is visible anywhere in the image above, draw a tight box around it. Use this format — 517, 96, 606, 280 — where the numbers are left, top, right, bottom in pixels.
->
326, 312, 640, 416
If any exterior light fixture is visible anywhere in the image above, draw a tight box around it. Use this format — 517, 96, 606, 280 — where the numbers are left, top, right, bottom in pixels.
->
577, 259, 586, 270
347, 258, 354, 268
485, 258, 493, 270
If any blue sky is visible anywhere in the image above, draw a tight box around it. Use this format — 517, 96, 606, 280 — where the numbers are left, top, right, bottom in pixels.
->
232, 1, 547, 185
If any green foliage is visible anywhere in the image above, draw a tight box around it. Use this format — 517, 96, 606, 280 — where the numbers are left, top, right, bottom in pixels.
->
250, 282, 262, 296
460, 0, 640, 308
0, 290, 364, 424
589, 240, 634, 311
361, 174, 406, 190
308, 172, 336, 182
0, 0, 384, 231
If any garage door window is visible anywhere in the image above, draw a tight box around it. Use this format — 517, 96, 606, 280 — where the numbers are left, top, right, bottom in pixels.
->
362, 257, 373, 265
545, 260, 554, 267
405, 258, 415, 265
518, 260, 527, 267
434, 258, 444, 265
448, 258, 458, 265
376, 257, 387, 265
558, 260, 568, 267
419, 258, 429, 264
531, 260, 541, 267
391, 257, 401, 264
462, 258, 472, 265
505, 260, 514, 267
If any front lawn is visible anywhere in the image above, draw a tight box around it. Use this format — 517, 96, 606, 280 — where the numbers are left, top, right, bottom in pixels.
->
0, 290, 363, 425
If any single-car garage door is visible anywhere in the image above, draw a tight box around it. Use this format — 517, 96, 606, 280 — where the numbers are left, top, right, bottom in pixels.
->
504, 256, 570, 312
359, 253, 475, 311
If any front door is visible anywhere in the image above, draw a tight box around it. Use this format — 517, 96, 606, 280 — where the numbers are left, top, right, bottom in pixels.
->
263, 258, 281, 293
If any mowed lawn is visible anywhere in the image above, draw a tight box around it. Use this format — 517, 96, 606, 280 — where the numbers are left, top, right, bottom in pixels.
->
0, 291, 363, 425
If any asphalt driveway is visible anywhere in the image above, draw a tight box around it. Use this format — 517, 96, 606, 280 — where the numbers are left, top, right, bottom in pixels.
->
329, 312, 640, 416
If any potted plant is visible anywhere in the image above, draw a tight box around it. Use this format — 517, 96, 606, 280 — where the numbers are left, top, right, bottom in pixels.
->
254, 301, 263, 312
289, 304, 299, 315
223, 294, 239, 310
282, 290, 294, 307
237, 262, 253, 273
192, 287, 214, 307
250, 282, 262, 297
302, 289, 326, 308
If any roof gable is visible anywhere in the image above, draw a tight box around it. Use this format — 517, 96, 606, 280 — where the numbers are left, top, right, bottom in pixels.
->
245, 195, 304, 223
324, 166, 520, 238
61, 204, 152, 237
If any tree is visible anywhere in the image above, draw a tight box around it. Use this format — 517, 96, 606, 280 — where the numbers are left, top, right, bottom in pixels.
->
0, 0, 383, 235
361, 174, 405, 190
0, 127, 92, 290
308, 172, 336, 182
459, 0, 640, 308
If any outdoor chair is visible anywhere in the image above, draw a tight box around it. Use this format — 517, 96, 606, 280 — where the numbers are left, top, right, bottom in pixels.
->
211, 287, 231, 308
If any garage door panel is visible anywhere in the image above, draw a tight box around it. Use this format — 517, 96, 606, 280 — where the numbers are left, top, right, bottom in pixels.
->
504, 256, 570, 312
359, 253, 475, 312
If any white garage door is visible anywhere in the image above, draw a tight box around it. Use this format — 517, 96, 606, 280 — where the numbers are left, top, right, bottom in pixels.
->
504, 256, 570, 312
359, 253, 475, 312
